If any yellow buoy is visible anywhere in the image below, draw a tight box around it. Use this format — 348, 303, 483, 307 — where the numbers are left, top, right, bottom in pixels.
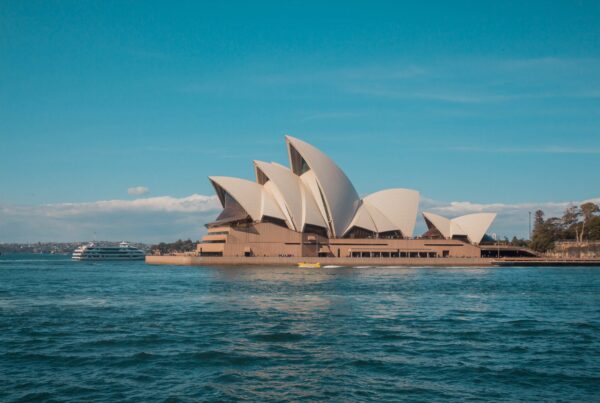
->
297, 262, 321, 268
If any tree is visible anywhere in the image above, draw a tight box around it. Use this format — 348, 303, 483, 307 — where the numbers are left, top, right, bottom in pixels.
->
561, 205, 581, 241
151, 239, 198, 254
588, 216, 600, 241
530, 210, 565, 252
580, 202, 600, 242
534, 210, 544, 227
510, 236, 529, 247
531, 210, 555, 252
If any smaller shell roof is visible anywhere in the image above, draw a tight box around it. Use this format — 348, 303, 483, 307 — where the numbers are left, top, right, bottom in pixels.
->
209, 176, 285, 222
363, 189, 420, 237
422, 212, 496, 244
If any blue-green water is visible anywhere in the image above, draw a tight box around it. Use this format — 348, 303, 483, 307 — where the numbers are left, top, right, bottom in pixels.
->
1, 255, 600, 402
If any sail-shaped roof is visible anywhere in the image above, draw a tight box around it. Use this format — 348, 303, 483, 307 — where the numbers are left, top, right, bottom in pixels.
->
285, 135, 360, 237
253, 161, 327, 231
422, 212, 496, 244
362, 189, 420, 237
209, 176, 286, 222
453, 213, 497, 245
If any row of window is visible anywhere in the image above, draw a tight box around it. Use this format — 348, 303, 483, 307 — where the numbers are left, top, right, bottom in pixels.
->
349, 251, 449, 258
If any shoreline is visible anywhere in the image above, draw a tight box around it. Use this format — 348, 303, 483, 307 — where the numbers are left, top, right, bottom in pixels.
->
145, 255, 600, 267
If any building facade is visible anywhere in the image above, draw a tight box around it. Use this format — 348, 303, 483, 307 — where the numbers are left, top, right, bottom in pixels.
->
196, 136, 505, 259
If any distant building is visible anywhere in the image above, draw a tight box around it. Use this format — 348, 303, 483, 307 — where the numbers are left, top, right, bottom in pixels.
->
197, 136, 531, 259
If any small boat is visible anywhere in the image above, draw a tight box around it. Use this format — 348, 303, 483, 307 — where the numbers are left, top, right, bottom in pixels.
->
297, 262, 321, 268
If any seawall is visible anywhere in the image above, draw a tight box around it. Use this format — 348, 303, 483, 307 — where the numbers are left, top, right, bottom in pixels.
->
145, 255, 494, 267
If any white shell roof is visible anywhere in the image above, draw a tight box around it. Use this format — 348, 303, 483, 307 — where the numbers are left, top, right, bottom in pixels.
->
423, 212, 453, 238
362, 189, 420, 237
285, 135, 361, 237
208, 136, 495, 242
345, 203, 378, 234
453, 213, 497, 245
253, 161, 327, 231
209, 176, 286, 222
422, 212, 496, 244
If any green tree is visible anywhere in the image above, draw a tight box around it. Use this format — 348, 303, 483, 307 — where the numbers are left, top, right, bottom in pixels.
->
580, 202, 600, 241
588, 216, 600, 241
531, 210, 560, 252
561, 205, 581, 241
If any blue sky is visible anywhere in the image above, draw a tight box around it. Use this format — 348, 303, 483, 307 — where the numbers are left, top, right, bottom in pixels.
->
1, 1, 600, 242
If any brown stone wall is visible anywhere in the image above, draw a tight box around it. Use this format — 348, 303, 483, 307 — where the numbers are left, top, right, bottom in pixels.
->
196, 222, 483, 258
146, 255, 493, 267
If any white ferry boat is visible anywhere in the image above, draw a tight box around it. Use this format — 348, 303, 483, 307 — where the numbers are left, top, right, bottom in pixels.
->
72, 242, 146, 261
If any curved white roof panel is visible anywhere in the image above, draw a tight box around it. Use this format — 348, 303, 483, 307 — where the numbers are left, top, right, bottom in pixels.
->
363, 203, 396, 233
253, 161, 327, 231
452, 213, 497, 244
344, 203, 378, 234
286, 136, 360, 237
363, 188, 420, 237
423, 211, 496, 244
423, 212, 452, 239
209, 176, 285, 222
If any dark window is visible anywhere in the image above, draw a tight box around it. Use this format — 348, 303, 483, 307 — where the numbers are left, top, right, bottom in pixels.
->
200, 252, 223, 257
215, 191, 249, 223
262, 216, 288, 228
303, 224, 328, 238
378, 230, 403, 239
289, 145, 311, 175
344, 226, 376, 239
422, 217, 445, 239
256, 167, 269, 185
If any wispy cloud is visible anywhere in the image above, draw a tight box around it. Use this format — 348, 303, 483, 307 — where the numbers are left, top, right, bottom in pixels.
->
127, 186, 149, 196
451, 146, 600, 155
2, 193, 598, 243
0, 195, 221, 243
418, 196, 600, 238
204, 56, 600, 105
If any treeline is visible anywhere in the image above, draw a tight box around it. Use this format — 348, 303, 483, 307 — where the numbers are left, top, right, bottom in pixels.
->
531, 202, 600, 252
151, 239, 198, 254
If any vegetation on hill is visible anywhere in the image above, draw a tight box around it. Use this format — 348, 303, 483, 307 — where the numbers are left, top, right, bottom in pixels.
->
151, 239, 198, 254
531, 202, 600, 252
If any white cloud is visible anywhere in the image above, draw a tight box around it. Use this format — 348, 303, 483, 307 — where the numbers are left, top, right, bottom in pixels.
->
0, 194, 221, 243
1, 193, 599, 243
128, 186, 149, 195
450, 146, 600, 155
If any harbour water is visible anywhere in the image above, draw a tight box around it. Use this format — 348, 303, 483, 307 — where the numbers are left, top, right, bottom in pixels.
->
1, 254, 600, 401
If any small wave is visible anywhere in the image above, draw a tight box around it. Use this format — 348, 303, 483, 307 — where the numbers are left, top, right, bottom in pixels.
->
186, 350, 263, 366
0, 259, 72, 263
250, 332, 306, 342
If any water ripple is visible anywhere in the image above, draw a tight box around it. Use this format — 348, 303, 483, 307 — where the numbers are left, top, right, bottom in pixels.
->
1, 255, 600, 401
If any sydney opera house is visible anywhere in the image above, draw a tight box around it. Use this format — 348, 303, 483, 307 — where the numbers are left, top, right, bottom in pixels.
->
194, 136, 530, 261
